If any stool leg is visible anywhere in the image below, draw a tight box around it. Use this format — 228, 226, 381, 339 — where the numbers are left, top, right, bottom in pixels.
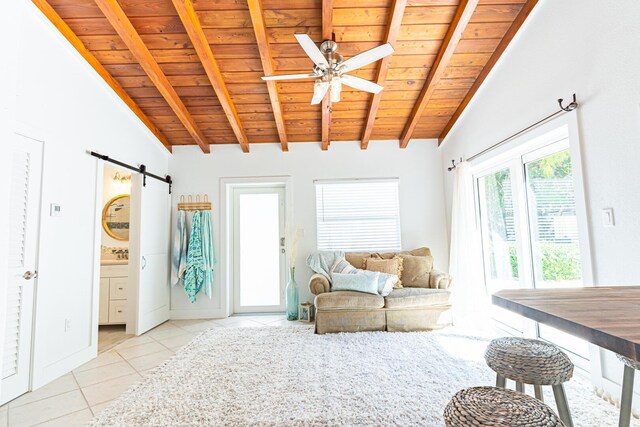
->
496, 374, 506, 388
515, 381, 525, 393
619, 364, 635, 427
534, 385, 544, 402
552, 384, 573, 427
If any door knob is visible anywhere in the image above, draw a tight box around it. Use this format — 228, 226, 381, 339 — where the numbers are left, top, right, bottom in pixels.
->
23, 270, 38, 280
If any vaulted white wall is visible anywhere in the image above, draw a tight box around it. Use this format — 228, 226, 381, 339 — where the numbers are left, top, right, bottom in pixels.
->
439, 0, 640, 405
168, 141, 449, 317
0, 1, 169, 389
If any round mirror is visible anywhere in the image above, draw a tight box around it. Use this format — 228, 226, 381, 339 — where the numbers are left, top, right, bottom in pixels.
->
102, 194, 131, 241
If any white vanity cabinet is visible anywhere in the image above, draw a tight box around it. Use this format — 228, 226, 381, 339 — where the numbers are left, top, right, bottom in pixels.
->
99, 264, 128, 325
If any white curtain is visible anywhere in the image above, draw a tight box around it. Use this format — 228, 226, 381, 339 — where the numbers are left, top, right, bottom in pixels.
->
448, 161, 487, 325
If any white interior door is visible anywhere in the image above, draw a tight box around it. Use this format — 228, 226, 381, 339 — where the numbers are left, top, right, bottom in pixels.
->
2, 134, 43, 405
127, 174, 170, 335
232, 186, 286, 313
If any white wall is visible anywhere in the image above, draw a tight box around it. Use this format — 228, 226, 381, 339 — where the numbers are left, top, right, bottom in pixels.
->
439, 0, 640, 406
0, 0, 169, 389
101, 164, 132, 249
169, 140, 448, 318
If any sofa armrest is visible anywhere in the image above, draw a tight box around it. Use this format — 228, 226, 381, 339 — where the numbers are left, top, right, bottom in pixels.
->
309, 274, 330, 295
430, 269, 452, 290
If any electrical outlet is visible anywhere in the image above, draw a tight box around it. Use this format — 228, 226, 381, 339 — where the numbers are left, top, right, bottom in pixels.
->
602, 208, 615, 227
65, 318, 72, 332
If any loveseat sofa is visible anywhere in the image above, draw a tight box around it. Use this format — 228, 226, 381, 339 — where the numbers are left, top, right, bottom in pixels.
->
309, 247, 453, 334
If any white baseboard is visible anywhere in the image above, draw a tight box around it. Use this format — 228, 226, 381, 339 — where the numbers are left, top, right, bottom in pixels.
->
169, 308, 227, 320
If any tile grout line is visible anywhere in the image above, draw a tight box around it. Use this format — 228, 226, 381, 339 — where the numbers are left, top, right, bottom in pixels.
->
71, 369, 94, 417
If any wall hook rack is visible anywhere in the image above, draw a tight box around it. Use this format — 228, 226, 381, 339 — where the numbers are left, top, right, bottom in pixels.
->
178, 194, 212, 211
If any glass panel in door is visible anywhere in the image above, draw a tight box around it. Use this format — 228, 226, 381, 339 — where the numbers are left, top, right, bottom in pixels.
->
477, 168, 522, 331
233, 187, 286, 313
524, 148, 589, 359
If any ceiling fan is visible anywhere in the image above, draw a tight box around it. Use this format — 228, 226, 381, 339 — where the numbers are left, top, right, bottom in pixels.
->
261, 34, 394, 104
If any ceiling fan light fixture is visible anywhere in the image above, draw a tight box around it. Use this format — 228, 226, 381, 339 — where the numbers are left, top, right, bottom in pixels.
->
330, 77, 341, 103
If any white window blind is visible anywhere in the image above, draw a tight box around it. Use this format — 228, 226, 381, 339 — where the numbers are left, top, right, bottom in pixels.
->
315, 179, 401, 252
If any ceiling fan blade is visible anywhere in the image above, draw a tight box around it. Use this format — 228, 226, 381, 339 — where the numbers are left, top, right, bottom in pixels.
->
340, 43, 394, 73
261, 73, 317, 81
340, 75, 384, 94
311, 82, 329, 105
294, 34, 329, 68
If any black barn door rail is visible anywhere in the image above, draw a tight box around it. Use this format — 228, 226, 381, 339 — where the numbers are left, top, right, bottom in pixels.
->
90, 151, 173, 194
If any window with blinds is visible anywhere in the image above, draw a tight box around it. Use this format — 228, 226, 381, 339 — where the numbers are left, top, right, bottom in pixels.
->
315, 179, 401, 252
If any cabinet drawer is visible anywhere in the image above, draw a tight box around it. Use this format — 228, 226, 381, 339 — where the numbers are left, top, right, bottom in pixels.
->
109, 301, 127, 324
109, 278, 128, 300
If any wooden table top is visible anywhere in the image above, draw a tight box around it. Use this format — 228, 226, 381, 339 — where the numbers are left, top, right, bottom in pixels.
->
493, 286, 640, 362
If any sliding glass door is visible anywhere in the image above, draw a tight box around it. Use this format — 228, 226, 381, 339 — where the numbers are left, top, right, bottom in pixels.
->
475, 137, 589, 360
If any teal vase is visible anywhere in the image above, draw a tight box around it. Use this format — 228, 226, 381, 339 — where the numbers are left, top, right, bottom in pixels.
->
286, 267, 299, 320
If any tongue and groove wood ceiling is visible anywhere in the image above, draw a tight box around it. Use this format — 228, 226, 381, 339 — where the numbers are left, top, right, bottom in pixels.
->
34, 0, 537, 153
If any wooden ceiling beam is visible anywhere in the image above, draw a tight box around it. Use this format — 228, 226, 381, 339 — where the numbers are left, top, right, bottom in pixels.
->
247, 0, 288, 152
321, 0, 333, 151
399, 0, 479, 149
93, 0, 210, 153
360, 0, 407, 150
438, 0, 539, 145
31, 0, 172, 153
171, 0, 250, 153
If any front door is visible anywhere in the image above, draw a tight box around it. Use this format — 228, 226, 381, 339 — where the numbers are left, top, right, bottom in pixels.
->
2, 134, 43, 405
232, 186, 286, 314
127, 174, 171, 335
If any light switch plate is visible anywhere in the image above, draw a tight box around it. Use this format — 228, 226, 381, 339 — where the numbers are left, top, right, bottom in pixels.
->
50, 203, 62, 217
602, 208, 614, 227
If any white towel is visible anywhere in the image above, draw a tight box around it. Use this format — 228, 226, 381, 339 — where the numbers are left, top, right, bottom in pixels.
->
171, 210, 188, 287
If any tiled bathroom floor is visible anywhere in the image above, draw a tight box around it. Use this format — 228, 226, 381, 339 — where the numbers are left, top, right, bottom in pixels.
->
0, 315, 300, 427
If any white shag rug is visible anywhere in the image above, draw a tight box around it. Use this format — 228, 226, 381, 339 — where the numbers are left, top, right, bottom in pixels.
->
89, 326, 638, 426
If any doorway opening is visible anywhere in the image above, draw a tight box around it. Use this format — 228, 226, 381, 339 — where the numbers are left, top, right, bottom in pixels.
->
98, 164, 133, 352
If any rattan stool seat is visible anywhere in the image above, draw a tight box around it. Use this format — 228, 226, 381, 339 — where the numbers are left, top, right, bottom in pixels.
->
444, 386, 564, 426
485, 337, 574, 385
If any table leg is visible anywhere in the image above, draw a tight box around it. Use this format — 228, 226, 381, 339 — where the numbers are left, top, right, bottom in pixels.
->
516, 381, 525, 393
496, 374, 506, 388
534, 385, 544, 402
619, 364, 635, 427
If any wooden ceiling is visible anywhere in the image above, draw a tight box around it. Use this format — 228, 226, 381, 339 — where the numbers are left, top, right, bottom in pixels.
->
34, 0, 537, 153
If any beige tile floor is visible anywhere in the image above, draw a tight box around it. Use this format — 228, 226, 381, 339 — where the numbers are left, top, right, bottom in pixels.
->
0, 315, 300, 427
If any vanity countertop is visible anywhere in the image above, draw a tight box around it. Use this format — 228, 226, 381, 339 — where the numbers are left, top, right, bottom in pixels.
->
101, 259, 129, 266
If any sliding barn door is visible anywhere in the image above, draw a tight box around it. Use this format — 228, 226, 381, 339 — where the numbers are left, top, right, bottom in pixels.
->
128, 174, 170, 335
1, 135, 43, 405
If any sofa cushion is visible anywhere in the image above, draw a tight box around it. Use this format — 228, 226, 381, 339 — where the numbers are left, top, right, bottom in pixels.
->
398, 254, 433, 288
345, 252, 371, 268
384, 288, 451, 309
316, 291, 385, 310
363, 256, 404, 288
331, 272, 380, 295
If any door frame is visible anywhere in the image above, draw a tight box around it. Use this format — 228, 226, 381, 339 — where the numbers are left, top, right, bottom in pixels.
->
220, 176, 293, 317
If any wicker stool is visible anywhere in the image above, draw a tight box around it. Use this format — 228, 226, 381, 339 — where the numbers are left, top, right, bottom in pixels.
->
617, 354, 640, 427
485, 337, 574, 427
444, 386, 564, 426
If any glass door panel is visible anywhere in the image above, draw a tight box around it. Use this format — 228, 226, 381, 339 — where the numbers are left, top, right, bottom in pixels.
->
524, 147, 589, 360
232, 186, 286, 313
477, 168, 522, 331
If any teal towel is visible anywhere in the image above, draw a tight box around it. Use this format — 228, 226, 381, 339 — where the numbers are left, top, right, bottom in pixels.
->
200, 210, 215, 299
184, 211, 204, 303
171, 210, 188, 287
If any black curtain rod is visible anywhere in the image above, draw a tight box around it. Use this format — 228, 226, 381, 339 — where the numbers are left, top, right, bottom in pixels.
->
90, 151, 173, 193
447, 94, 578, 172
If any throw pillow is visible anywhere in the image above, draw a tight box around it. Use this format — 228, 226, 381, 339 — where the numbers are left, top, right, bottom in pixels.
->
398, 254, 433, 288
331, 272, 380, 295
363, 256, 404, 288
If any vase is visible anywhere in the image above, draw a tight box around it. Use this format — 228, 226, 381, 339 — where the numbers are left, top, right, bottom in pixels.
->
285, 267, 299, 320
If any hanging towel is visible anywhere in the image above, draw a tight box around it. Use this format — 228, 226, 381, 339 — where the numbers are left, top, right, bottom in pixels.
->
171, 210, 188, 287
184, 210, 205, 303
200, 210, 215, 299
